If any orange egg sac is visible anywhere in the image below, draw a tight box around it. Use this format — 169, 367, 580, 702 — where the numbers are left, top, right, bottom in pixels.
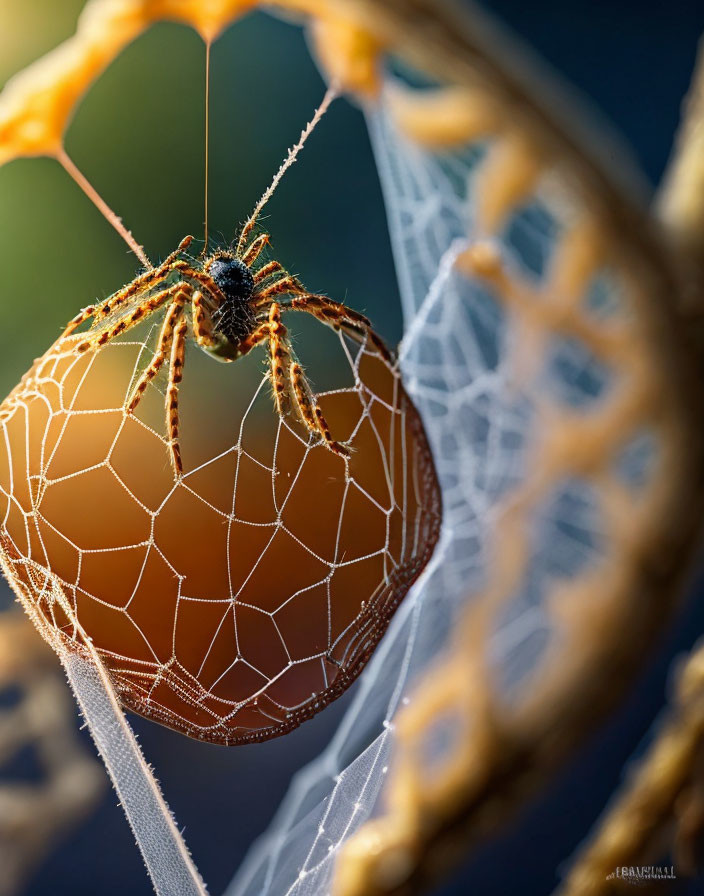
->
0, 319, 442, 744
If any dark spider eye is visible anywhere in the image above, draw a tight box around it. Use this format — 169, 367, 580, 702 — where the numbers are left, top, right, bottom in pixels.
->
208, 256, 255, 304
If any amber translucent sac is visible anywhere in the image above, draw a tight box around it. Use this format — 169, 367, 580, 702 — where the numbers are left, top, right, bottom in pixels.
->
0, 322, 441, 744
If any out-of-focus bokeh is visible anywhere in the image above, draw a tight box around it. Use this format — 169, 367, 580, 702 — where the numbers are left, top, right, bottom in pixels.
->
0, 1, 703, 895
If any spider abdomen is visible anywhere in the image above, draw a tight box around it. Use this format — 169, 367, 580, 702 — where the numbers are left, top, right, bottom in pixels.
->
208, 256, 256, 343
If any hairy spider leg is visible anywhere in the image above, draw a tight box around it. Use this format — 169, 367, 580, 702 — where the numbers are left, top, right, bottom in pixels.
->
267, 303, 292, 416
253, 282, 393, 453
170, 261, 229, 310
235, 230, 304, 292
289, 360, 350, 458
166, 314, 189, 474
62, 303, 98, 338
125, 283, 228, 473
252, 260, 286, 286
126, 285, 192, 413
74, 283, 185, 353
266, 303, 349, 456
287, 294, 393, 363
230, 321, 272, 359
93, 237, 193, 322
239, 233, 270, 267
217, 302, 345, 455
256, 286, 393, 365
192, 290, 219, 348
253, 273, 306, 299
248, 256, 390, 359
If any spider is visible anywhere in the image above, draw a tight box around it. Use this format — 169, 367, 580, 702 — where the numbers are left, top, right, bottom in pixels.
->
59, 84, 391, 475
61, 225, 391, 475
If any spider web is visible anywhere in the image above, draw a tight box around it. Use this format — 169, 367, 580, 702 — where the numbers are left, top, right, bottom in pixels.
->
0, 120, 443, 889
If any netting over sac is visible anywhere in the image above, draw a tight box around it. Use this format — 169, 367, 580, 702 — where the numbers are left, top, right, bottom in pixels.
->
225, 85, 558, 896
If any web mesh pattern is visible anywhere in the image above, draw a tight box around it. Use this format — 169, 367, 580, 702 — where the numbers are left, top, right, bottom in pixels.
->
0, 295, 441, 745
224, 78, 686, 895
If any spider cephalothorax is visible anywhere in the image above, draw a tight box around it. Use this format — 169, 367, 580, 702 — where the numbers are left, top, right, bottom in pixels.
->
205, 253, 256, 344
62, 229, 392, 475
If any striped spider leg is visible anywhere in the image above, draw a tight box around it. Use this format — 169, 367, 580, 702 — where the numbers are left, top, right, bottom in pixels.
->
222, 228, 395, 458
63, 256, 227, 474
60, 224, 393, 475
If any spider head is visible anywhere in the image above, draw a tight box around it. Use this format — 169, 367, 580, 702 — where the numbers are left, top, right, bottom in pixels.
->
206, 254, 255, 305
205, 253, 256, 344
